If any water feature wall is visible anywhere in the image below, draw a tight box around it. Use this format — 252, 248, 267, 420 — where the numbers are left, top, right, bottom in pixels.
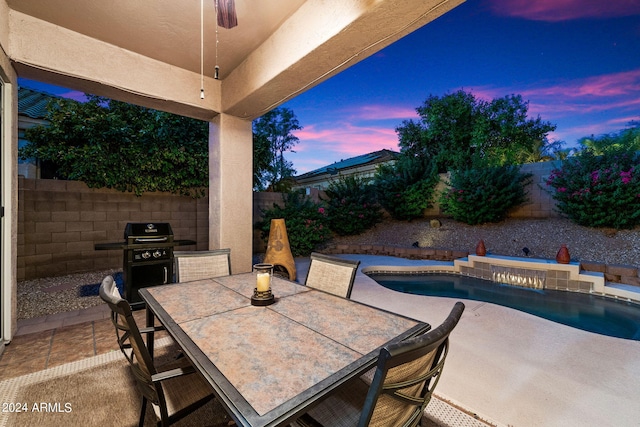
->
490, 266, 546, 289
458, 256, 595, 294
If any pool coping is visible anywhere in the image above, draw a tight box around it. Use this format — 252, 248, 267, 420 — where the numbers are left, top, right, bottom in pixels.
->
361, 254, 640, 304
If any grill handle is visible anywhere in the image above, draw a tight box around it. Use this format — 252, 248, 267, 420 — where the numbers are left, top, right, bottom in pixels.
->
133, 237, 168, 243
164, 266, 168, 284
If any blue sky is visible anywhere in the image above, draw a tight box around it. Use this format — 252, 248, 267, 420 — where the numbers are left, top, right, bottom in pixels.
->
284, 0, 640, 173
19, 0, 640, 175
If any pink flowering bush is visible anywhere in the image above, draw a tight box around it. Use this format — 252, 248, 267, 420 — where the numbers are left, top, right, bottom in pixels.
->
545, 150, 640, 228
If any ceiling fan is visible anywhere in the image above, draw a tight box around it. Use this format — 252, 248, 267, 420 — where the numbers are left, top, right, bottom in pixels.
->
216, 0, 238, 29
200, 0, 237, 98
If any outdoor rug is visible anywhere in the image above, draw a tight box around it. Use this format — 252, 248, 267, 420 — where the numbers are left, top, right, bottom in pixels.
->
0, 337, 494, 427
78, 272, 124, 297
0, 337, 233, 427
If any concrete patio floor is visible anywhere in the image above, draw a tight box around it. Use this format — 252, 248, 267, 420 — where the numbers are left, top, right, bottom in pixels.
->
305, 255, 640, 427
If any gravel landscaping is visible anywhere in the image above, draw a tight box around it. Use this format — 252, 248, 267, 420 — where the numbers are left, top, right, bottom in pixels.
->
17, 217, 640, 320
330, 217, 640, 267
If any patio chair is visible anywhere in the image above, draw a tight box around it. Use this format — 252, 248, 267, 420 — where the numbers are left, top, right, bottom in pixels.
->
173, 248, 231, 282
304, 252, 361, 299
99, 276, 214, 427
295, 301, 466, 427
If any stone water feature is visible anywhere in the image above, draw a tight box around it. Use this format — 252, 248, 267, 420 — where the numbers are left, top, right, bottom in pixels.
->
490, 265, 546, 289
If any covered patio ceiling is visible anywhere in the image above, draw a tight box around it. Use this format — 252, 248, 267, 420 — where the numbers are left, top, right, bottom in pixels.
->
1, 0, 466, 341
5, 0, 464, 120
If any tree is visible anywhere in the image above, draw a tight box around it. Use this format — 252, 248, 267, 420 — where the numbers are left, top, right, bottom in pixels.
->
577, 122, 640, 156
19, 95, 209, 197
396, 90, 557, 171
252, 107, 301, 191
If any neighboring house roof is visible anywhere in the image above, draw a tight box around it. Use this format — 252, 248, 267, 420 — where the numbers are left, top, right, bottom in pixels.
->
294, 149, 399, 180
18, 86, 61, 119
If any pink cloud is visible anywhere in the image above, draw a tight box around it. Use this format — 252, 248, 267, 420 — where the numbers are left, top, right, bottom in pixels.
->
528, 70, 640, 98
60, 90, 88, 102
293, 122, 399, 157
487, 0, 640, 22
468, 69, 640, 118
343, 104, 419, 121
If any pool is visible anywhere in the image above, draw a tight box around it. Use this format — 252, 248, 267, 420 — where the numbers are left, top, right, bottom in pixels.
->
366, 272, 640, 341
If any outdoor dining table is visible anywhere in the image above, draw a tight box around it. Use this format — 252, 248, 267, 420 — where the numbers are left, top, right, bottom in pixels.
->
138, 272, 430, 427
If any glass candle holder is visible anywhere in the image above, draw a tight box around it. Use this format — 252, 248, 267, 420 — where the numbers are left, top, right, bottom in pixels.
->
251, 263, 275, 306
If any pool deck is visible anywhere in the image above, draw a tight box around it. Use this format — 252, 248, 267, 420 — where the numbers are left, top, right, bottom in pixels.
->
7, 254, 640, 426
297, 254, 640, 427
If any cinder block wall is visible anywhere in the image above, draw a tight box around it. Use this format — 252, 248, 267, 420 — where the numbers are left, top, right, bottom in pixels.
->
509, 161, 562, 218
18, 177, 208, 280
18, 163, 562, 280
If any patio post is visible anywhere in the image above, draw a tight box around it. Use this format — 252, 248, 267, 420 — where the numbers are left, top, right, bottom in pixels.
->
208, 114, 253, 273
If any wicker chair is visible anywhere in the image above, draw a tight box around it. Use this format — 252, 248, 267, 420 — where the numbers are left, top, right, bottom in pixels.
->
173, 248, 231, 282
99, 276, 214, 427
295, 302, 465, 427
304, 252, 361, 299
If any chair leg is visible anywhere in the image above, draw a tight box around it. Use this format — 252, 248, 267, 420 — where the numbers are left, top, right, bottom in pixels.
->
138, 397, 148, 427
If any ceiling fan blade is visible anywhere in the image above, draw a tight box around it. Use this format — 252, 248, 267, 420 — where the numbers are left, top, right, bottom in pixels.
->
217, 0, 238, 29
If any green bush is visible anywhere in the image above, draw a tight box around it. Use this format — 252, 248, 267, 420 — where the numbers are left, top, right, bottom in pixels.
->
373, 156, 439, 220
323, 175, 383, 235
440, 166, 532, 225
545, 150, 640, 228
258, 191, 332, 256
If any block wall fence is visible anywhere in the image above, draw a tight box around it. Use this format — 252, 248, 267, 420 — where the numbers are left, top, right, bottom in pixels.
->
17, 161, 559, 280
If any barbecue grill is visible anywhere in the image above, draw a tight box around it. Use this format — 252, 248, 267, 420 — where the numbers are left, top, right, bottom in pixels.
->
95, 222, 195, 309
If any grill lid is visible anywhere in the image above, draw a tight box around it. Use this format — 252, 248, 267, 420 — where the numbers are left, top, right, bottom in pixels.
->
124, 223, 173, 242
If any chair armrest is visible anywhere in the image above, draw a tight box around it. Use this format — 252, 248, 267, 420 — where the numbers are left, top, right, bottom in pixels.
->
151, 365, 196, 383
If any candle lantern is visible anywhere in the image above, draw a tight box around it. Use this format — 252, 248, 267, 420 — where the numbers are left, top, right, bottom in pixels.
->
251, 263, 275, 306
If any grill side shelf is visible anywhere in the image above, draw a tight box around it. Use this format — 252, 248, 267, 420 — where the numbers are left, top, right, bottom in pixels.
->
94, 239, 196, 250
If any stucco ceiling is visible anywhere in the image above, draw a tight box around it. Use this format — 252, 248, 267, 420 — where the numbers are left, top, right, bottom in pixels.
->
7, 0, 306, 80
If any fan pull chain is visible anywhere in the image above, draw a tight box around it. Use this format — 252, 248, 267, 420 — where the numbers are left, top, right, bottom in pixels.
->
215, 0, 220, 79
200, 0, 205, 98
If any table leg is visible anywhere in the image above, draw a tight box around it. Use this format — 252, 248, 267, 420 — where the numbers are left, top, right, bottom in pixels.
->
146, 306, 155, 359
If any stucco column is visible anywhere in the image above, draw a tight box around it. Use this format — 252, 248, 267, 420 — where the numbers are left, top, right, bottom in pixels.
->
208, 114, 253, 274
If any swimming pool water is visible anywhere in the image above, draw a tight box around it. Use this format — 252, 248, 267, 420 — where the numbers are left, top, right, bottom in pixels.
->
367, 273, 640, 341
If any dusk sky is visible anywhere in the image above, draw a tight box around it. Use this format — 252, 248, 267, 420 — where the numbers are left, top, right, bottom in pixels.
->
19, 0, 640, 175
284, 0, 640, 174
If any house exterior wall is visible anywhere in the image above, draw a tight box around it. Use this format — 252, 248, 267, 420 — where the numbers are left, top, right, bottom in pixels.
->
291, 162, 389, 192
0, 37, 19, 342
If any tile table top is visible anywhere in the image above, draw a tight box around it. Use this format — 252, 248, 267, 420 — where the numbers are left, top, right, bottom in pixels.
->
141, 272, 427, 426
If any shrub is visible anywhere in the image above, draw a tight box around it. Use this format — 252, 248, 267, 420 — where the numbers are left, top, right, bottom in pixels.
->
258, 191, 332, 256
440, 166, 532, 225
545, 150, 640, 229
373, 156, 439, 220
323, 175, 383, 235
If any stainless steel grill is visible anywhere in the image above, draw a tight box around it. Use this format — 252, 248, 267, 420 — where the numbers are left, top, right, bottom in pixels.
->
95, 222, 196, 309
123, 223, 175, 308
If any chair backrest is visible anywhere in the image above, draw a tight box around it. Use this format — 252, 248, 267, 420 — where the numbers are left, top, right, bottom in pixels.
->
173, 248, 231, 282
99, 276, 160, 405
304, 252, 360, 298
358, 302, 465, 427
